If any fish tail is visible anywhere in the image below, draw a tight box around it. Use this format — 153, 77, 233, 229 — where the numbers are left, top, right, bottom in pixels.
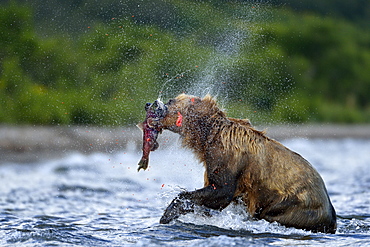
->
137, 158, 149, 172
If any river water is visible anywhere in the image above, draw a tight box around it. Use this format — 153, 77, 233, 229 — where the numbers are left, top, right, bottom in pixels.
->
0, 137, 369, 246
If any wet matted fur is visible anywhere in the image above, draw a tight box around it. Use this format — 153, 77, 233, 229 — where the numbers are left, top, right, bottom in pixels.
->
154, 94, 337, 234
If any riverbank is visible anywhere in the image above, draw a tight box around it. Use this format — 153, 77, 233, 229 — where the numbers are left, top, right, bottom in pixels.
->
1, 124, 370, 164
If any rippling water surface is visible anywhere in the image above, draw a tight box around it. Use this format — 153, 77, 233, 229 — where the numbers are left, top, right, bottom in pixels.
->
1, 138, 369, 246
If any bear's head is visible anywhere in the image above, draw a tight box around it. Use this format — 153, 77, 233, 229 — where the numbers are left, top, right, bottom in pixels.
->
145, 94, 222, 133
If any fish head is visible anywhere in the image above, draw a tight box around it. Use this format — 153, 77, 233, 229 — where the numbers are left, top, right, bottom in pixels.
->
144, 99, 168, 128
150, 99, 168, 118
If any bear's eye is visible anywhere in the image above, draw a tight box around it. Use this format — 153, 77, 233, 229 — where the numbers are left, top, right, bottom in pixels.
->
167, 99, 175, 105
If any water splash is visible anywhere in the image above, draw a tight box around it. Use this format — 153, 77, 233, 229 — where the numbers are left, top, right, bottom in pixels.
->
157, 70, 192, 100
156, 3, 272, 108
156, 27, 249, 103
187, 29, 248, 100
177, 200, 310, 235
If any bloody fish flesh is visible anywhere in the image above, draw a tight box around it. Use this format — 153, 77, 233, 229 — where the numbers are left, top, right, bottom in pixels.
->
137, 100, 167, 171
137, 101, 163, 171
137, 120, 160, 171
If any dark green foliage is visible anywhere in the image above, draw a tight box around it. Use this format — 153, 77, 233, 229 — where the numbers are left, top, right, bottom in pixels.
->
0, 1, 369, 125
271, 0, 370, 28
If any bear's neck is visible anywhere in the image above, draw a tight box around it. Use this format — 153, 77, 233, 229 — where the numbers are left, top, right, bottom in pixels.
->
180, 110, 225, 160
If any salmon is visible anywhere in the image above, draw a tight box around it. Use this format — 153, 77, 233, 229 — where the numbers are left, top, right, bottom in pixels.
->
137, 120, 160, 171
137, 101, 165, 171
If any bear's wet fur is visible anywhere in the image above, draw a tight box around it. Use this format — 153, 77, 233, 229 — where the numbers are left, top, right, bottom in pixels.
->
156, 94, 337, 234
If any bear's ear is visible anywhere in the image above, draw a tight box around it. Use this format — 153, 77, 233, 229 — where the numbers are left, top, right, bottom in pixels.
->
201, 94, 217, 105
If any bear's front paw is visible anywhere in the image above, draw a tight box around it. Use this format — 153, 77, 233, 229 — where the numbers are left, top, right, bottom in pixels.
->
159, 197, 194, 224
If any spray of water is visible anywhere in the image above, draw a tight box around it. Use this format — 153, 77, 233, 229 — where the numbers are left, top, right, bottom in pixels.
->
157, 70, 192, 101
187, 29, 248, 100
156, 2, 274, 113
155, 27, 248, 106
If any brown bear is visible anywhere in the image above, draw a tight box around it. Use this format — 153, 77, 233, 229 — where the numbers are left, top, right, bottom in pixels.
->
145, 94, 337, 234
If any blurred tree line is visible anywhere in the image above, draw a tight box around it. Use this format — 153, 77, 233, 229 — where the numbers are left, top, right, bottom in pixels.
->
0, 0, 369, 125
